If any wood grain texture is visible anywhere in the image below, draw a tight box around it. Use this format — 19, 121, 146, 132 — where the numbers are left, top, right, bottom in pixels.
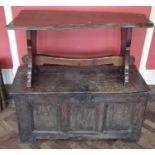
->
7, 10, 154, 30
10, 65, 149, 95
36, 55, 135, 67
123, 28, 132, 86
33, 104, 61, 131
22, 55, 135, 67
105, 103, 131, 130
0, 93, 155, 148
7, 10, 153, 89
9, 65, 149, 143
15, 96, 34, 143
7, 10, 154, 89
69, 104, 97, 131
26, 31, 33, 88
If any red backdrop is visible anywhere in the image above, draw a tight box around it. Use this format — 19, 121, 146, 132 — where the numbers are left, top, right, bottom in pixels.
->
0, 7, 12, 68
147, 29, 155, 69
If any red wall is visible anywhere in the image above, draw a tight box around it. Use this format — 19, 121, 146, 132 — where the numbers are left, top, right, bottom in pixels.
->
147, 29, 155, 69
12, 6, 151, 67
0, 7, 12, 68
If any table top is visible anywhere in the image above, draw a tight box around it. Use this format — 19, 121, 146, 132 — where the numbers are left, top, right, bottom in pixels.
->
7, 10, 154, 30
10, 65, 149, 95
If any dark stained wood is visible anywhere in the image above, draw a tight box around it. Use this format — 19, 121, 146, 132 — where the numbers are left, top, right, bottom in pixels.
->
120, 28, 128, 55
14, 93, 149, 143
70, 104, 97, 131
105, 103, 132, 130
31, 31, 37, 54
0, 100, 155, 148
7, 10, 152, 143
10, 65, 149, 143
123, 28, 132, 86
22, 55, 135, 67
7, 10, 153, 30
15, 96, 34, 142
33, 104, 61, 131
26, 31, 33, 87
97, 103, 106, 132
25, 30, 37, 87
61, 103, 70, 131
10, 65, 149, 95
133, 96, 149, 129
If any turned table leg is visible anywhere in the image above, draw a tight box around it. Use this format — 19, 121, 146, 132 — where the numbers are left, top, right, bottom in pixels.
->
121, 28, 132, 86
24, 30, 37, 88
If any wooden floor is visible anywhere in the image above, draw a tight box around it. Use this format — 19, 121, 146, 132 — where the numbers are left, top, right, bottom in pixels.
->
0, 98, 155, 149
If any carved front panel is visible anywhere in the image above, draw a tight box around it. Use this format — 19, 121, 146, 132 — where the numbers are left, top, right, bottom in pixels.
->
24, 93, 148, 142
33, 104, 61, 131
133, 96, 147, 129
105, 103, 132, 130
69, 104, 97, 131
12, 65, 149, 142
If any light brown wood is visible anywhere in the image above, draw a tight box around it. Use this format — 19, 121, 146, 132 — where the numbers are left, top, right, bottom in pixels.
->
22, 55, 135, 67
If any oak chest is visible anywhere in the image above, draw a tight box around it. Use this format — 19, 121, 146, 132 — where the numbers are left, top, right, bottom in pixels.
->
10, 65, 149, 143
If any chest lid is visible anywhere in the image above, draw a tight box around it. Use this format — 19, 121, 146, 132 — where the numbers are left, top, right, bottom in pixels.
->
10, 65, 149, 95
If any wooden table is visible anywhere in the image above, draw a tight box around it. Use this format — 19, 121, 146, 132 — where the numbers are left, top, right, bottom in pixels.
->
6, 10, 154, 87
7, 10, 153, 143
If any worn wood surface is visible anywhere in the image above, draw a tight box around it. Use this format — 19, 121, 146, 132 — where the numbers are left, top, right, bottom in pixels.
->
122, 28, 132, 86
10, 65, 149, 143
13, 92, 148, 143
7, 10, 153, 30
25, 30, 37, 87
1, 91, 155, 148
22, 55, 135, 67
26, 31, 33, 88
15, 96, 34, 143
7, 10, 153, 88
10, 65, 149, 95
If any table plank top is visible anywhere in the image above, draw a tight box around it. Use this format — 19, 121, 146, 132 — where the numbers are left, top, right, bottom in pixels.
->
7, 10, 154, 30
